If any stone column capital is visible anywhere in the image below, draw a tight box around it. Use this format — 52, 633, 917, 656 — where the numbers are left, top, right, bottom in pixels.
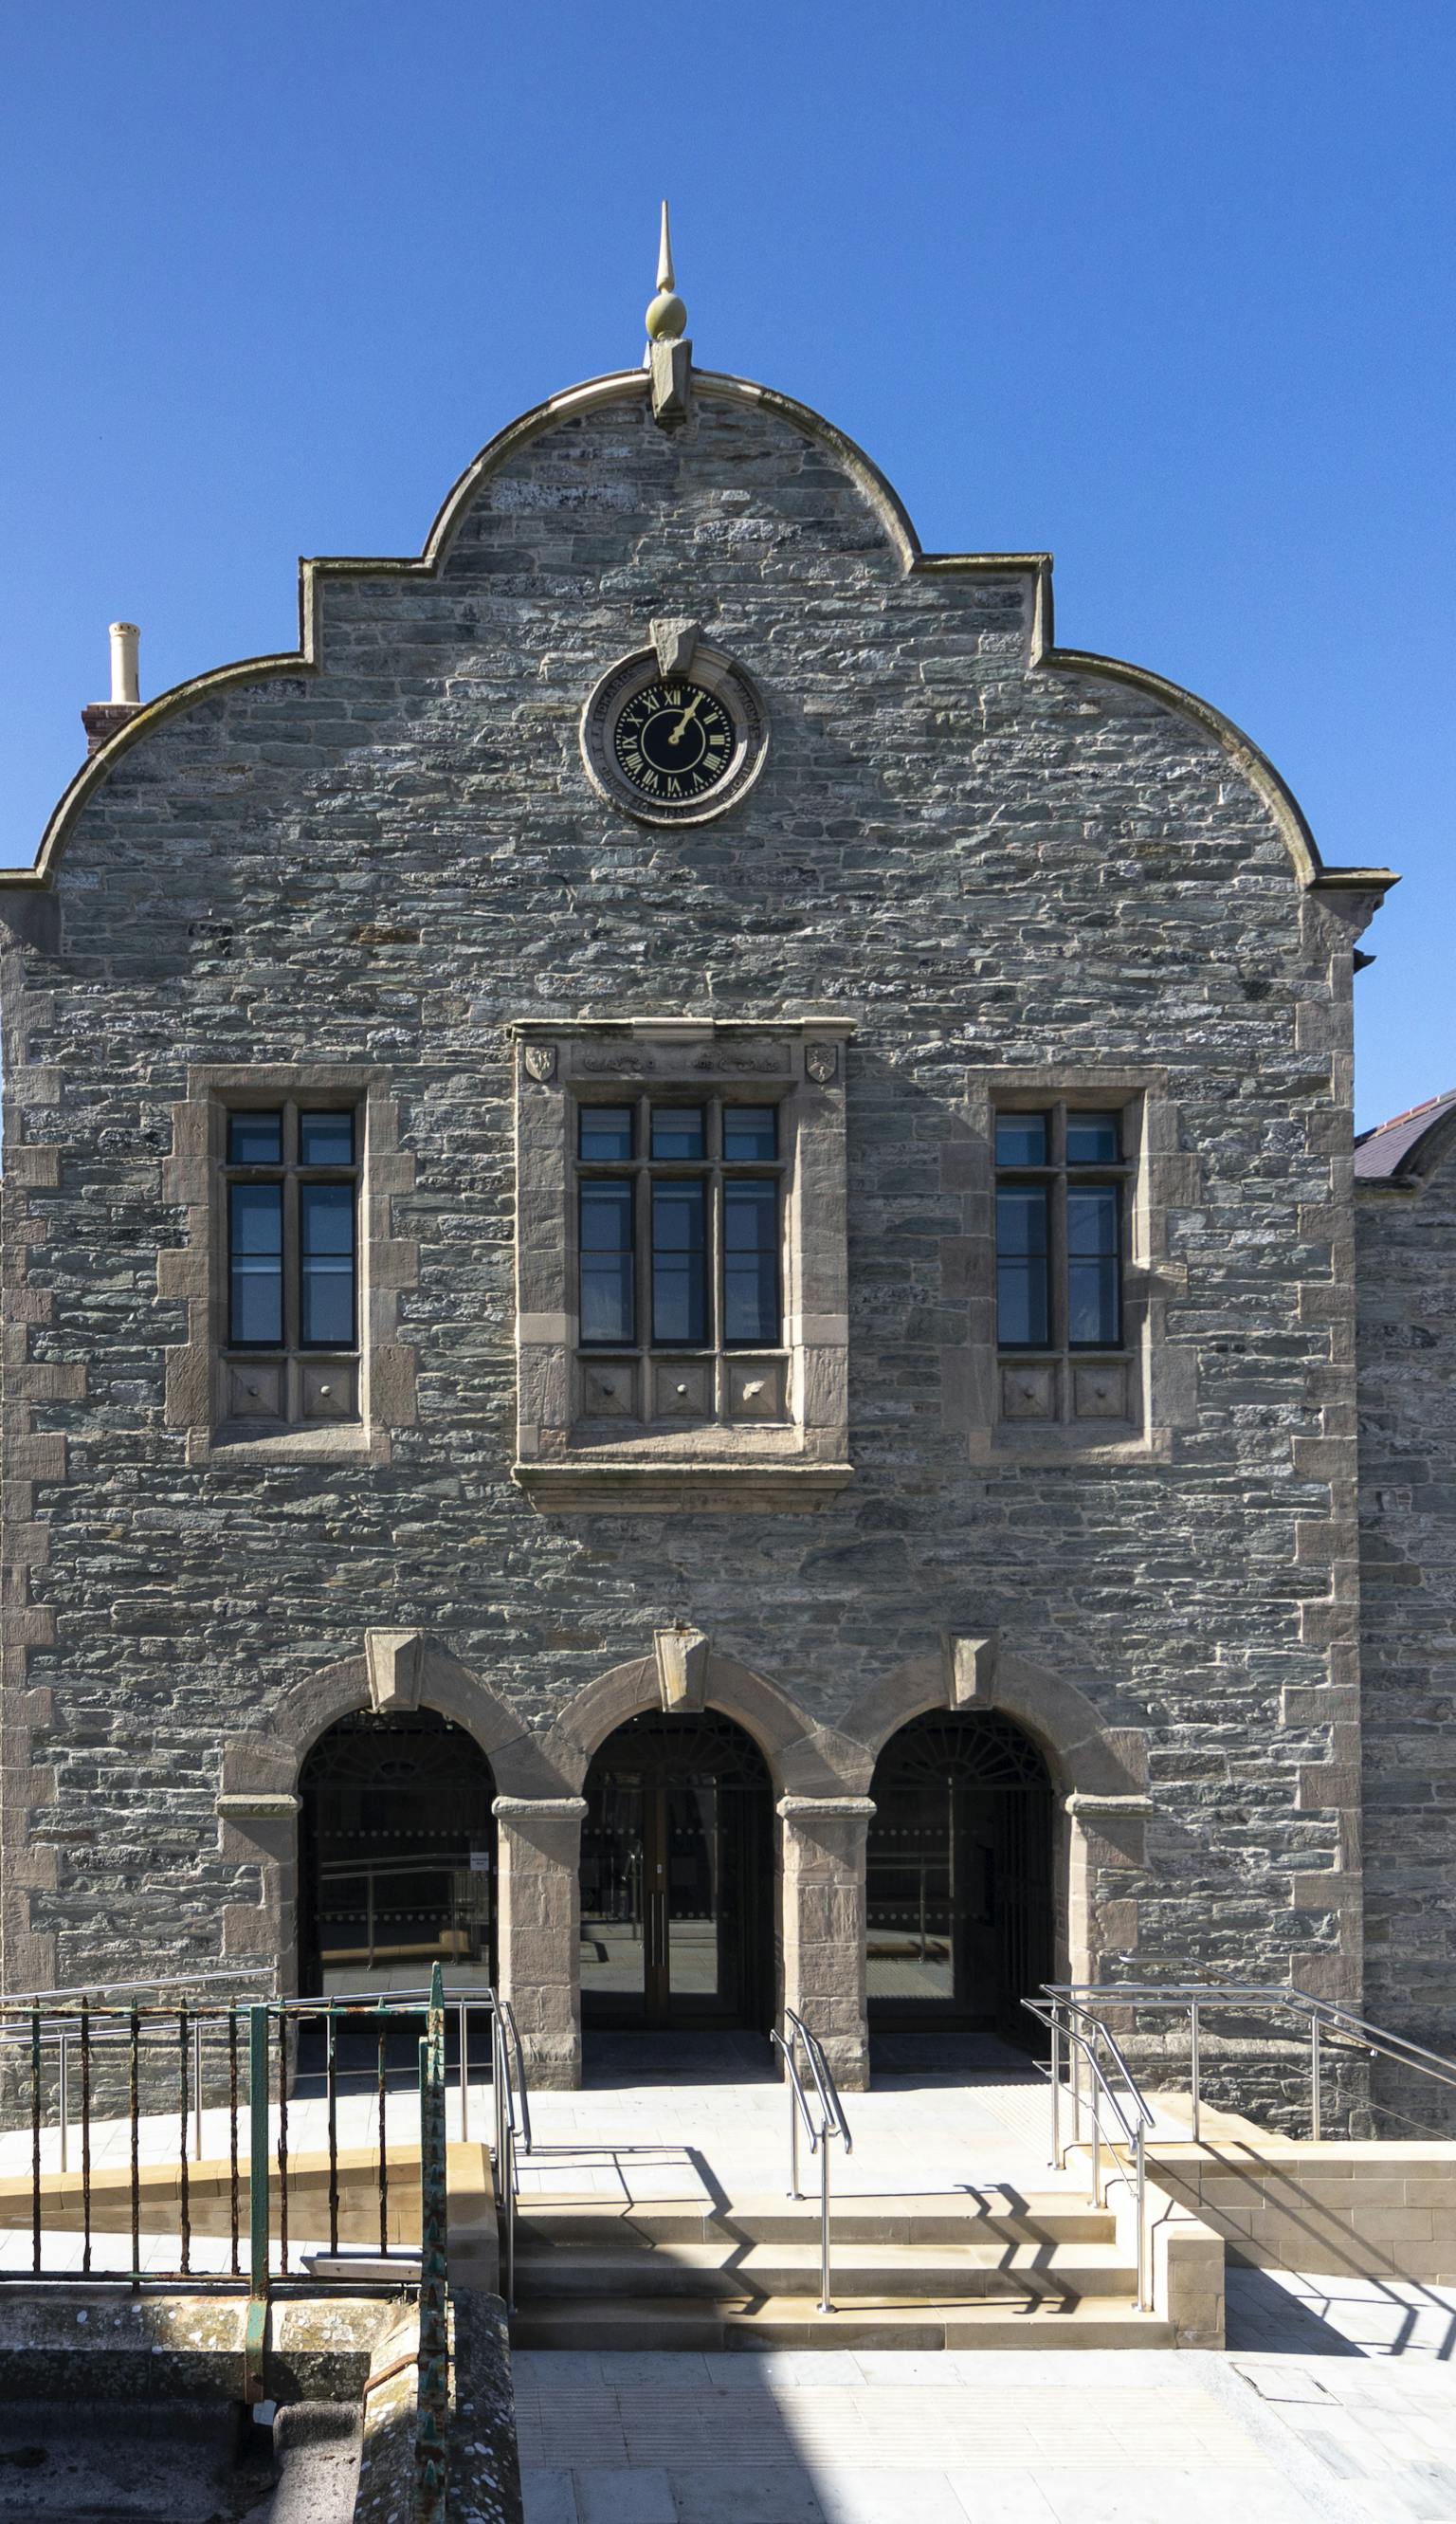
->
777, 1795, 876, 1820
493, 1796, 588, 1819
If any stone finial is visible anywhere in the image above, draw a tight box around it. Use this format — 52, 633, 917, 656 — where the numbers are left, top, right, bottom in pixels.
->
645, 200, 692, 430
944, 1632, 999, 1708
645, 200, 686, 343
654, 1623, 710, 1712
365, 1627, 425, 1713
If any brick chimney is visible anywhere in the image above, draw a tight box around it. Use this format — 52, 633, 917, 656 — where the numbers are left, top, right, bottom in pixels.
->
82, 622, 142, 754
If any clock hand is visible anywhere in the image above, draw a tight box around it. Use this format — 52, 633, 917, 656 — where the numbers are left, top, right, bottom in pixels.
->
666, 690, 705, 745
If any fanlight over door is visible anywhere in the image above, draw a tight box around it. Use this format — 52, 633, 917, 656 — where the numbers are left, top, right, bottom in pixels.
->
865, 1710, 1054, 2042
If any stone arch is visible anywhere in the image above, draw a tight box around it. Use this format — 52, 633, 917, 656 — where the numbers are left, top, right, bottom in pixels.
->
842, 1642, 1151, 1995
841, 1642, 1147, 1805
541, 1645, 863, 1797
214, 1637, 555, 1993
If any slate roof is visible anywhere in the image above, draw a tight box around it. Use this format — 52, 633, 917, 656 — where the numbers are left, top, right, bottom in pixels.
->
1354, 1088, 1456, 1180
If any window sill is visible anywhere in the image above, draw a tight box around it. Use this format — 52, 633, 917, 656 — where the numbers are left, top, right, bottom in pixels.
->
187, 1419, 389, 1468
972, 1424, 1173, 1469
513, 1456, 855, 1514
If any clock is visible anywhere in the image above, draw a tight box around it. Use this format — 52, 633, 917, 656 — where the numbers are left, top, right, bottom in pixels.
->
581, 642, 768, 826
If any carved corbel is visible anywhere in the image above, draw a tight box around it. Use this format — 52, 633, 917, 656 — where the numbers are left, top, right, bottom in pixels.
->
654, 1624, 711, 1713
365, 1628, 425, 1713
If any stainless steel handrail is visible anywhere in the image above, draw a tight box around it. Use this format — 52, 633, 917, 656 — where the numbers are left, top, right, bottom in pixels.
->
5, 1967, 277, 2006
1045, 1981, 1456, 2144
490, 1997, 531, 2311
1022, 1995, 1151, 2314
769, 2008, 853, 2314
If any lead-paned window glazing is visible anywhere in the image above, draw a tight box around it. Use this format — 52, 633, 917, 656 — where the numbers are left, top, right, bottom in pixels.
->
994, 1105, 1126, 1353
575, 1095, 786, 1415
221, 1099, 361, 1426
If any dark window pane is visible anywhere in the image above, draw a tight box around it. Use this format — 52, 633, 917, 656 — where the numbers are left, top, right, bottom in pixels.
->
1065, 1111, 1120, 1165
300, 1183, 356, 1347
228, 1183, 283, 1344
228, 1111, 282, 1165
995, 1112, 1048, 1167
300, 1110, 355, 1166
723, 1106, 777, 1161
579, 1107, 633, 1162
723, 1180, 779, 1344
651, 1180, 707, 1344
996, 1184, 1049, 1346
650, 1107, 705, 1161
579, 1180, 635, 1344
1067, 1186, 1120, 1345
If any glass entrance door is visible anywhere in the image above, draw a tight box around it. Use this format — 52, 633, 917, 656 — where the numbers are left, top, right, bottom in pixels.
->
580, 1712, 771, 2031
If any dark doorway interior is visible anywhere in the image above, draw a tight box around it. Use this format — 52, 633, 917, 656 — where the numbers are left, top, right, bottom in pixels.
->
865, 1710, 1054, 2050
580, 1710, 773, 2035
299, 1709, 497, 1998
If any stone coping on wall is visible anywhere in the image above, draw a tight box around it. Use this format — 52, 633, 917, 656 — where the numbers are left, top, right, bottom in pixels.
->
1143, 2120, 1456, 2285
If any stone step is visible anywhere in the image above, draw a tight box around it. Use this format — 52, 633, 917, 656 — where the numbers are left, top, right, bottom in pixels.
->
513, 2239, 1138, 2302
508, 2294, 1174, 2352
513, 2191, 1117, 2245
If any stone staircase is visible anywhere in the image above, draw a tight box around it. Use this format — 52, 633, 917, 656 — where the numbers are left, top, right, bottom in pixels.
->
507, 2186, 1174, 2350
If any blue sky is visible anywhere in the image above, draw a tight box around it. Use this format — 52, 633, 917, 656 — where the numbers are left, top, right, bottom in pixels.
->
2, 2, 1450, 1125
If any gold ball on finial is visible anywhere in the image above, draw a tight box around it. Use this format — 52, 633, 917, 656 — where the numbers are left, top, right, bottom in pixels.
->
646, 289, 687, 343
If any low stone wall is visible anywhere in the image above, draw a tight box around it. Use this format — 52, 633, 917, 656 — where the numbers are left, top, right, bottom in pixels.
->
1150, 2118, 1456, 2283
1065, 2147, 1225, 2347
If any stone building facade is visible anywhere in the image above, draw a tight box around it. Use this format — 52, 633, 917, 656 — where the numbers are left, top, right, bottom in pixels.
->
0, 290, 1425, 2103
1356, 1094, 1456, 2111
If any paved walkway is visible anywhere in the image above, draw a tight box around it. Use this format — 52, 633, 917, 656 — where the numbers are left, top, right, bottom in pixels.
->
513, 2044, 1456, 2523
516, 2344, 1456, 2523
515, 2037, 1104, 2213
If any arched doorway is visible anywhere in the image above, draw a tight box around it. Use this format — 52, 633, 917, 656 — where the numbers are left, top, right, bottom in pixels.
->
865, 1710, 1054, 2045
299, 1710, 497, 1995
580, 1710, 774, 2032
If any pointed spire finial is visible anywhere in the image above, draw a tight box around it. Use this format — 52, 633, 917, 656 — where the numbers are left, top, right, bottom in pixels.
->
657, 199, 675, 295
646, 197, 687, 345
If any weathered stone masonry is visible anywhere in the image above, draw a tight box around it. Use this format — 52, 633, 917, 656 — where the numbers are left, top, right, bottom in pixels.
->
1357, 1096, 1456, 2112
0, 357, 1398, 2095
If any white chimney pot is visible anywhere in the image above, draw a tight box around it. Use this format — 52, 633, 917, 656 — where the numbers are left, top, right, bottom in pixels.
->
109, 622, 140, 708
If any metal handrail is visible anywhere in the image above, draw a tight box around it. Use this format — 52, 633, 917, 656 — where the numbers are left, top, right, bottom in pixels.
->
0, 1982, 500, 2174
1045, 1981, 1456, 2144
5, 1967, 277, 2006
490, 1998, 531, 2311
769, 2009, 853, 2313
1022, 1995, 1151, 2313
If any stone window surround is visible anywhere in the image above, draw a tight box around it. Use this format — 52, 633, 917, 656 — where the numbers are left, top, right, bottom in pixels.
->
161, 1063, 418, 1468
511, 1018, 855, 1512
955, 1065, 1199, 1465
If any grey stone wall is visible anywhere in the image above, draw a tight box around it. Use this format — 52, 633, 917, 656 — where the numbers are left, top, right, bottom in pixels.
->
1357, 1125, 1456, 2114
0, 367, 1372, 2065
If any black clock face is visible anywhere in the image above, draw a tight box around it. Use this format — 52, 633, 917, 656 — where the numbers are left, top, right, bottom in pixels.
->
612, 680, 737, 805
